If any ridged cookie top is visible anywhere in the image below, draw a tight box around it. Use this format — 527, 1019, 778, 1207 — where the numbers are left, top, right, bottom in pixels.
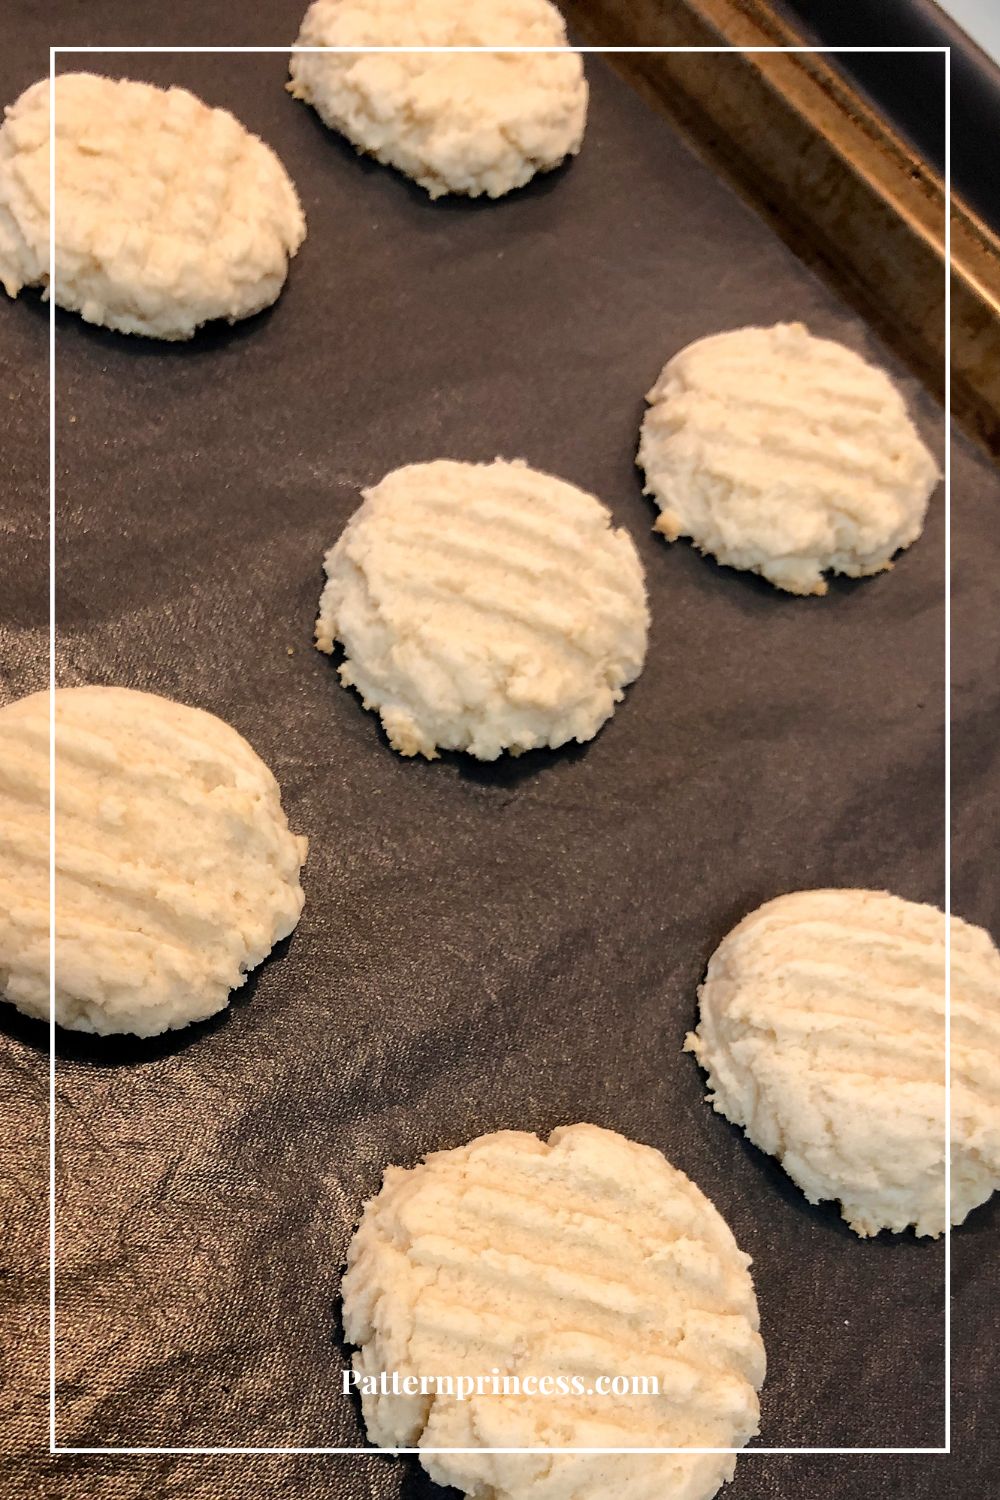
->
0, 687, 307, 1036
315, 458, 649, 760
0, 73, 305, 338
687, 889, 1000, 1237
637, 323, 939, 595
342, 1123, 765, 1500
288, 0, 587, 199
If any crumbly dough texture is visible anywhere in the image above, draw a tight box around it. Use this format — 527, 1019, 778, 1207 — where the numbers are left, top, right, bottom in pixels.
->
0, 687, 308, 1037
0, 72, 306, 339
687, 889, 1000, 1237
288, 0, 587, 199
637, 322, 939, 596
343, 1122, 766, 1500
315, 457, 649, 760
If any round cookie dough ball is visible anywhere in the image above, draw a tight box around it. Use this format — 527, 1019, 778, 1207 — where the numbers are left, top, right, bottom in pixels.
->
0, 686, 308, 1037
288, 0, 587, 199
686, 889, 1000, 1237
343, 1123, 766, 1500
314, 457, 649, 760
637, 322, 939, 595
0, 73, 306, 338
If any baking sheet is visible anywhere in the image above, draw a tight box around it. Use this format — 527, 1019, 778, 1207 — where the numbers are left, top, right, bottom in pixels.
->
1, 9, 999, 1498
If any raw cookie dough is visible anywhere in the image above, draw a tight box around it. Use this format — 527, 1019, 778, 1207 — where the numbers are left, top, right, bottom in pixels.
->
0, 686, 308, 1036
342, 1122, 766, 1500
0, 72, 305, 338
637, 322, 939, 595
686, 888, 1000, 1236
315, 457, 649, 760
288, 0, 587, 199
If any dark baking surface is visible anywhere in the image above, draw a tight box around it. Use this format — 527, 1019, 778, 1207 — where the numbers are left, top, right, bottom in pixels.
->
2, 5, 999, 1498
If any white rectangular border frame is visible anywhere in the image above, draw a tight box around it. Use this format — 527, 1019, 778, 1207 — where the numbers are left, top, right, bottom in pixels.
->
47, 40, 953, 1459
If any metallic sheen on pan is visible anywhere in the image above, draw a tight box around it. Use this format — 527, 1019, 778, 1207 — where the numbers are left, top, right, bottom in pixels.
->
563, 0, 1000, 455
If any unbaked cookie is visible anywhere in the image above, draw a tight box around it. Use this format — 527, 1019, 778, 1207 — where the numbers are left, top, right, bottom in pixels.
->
288, 0, 587, 199
0, 73, 306, 338
342, 1122, 766, 1500
637, 323, 939, 595
686, 888, 1000, 1237
314, 457, 649, 760
0, 686, 308, 1036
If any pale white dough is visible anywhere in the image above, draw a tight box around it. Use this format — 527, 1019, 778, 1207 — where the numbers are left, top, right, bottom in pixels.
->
637, 323, 939, 595
0, 687, 308, 1037
342, 1122, 766, 1500
288, 0, 587, 199
314, 457, 649, 760
686, 889, 1000, 1237
0, 73, 306, 338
